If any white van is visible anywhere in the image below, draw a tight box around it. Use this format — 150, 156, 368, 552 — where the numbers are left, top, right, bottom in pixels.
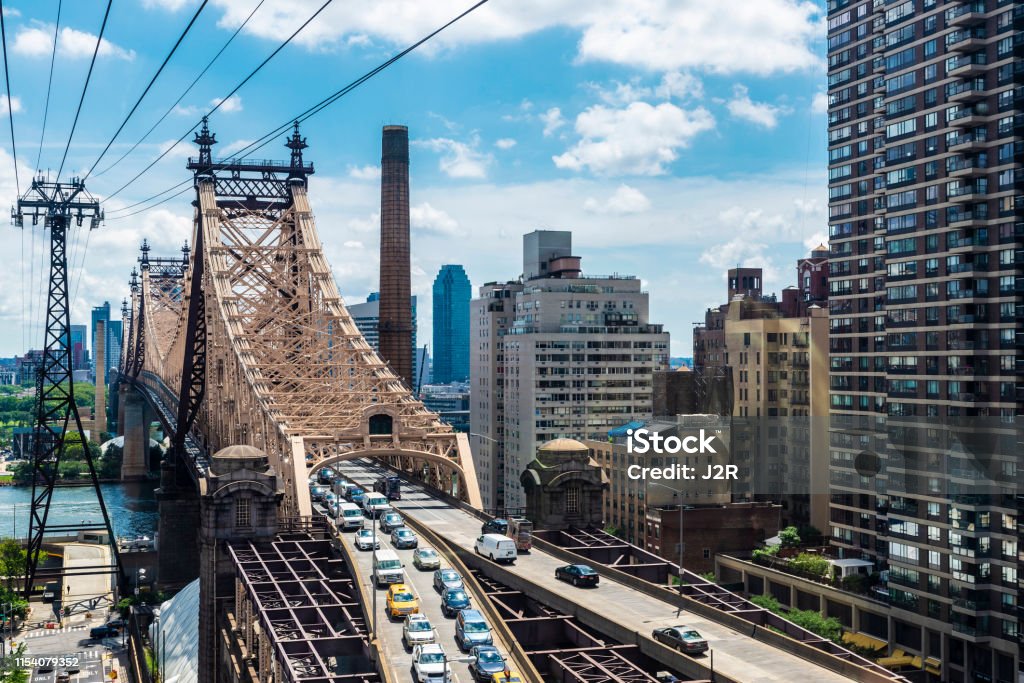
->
363, 492, 391, 517
338, 502, 364, 530
372, 548, 405, 587
474, 534, 517, 564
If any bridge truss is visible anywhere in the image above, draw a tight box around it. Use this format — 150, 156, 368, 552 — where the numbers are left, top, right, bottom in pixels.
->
121, 120, 480, 515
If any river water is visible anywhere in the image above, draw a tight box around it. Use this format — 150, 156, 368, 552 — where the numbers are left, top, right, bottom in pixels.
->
0, 482, 158, 541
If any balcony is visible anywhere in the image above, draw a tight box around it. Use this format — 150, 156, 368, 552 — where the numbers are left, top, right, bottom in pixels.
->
948, 211, 982, 227
949, 392, 977, 402
949, 57, 988, 77
950, 110, 988, 128
949, 186, 984, 204
947, 130, 987, 151
947, 79, 988, 104
947, 2, 988, 27
948, 158, 987, 178
946, 30, 987, 53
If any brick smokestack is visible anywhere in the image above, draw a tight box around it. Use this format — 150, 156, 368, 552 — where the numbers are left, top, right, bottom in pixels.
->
378, 125, 413, 387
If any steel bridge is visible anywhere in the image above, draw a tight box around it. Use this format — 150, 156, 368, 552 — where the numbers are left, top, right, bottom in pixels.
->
117, 120, 480, 522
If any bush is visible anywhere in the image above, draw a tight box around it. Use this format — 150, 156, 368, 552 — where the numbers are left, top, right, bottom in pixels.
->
841, 573, 869, 594
789, 552, 830, 579
778, 525, 801, 548
750, 594, 782, 612
700, 571, 716, 583
749, 593, 843, 643
752, 545, 780, 562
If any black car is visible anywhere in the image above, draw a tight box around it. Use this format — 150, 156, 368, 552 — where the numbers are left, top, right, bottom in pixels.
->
652, 626, 709, 655
440, 587, 471, 617
468, 645, 505, 682
481, 519, 508, 535
555, 564, 599, 587
90, 626, 119, 639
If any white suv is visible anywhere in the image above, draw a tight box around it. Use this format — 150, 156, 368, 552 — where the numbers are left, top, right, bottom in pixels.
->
403, 614, 436, 649
412, 644, 451, 683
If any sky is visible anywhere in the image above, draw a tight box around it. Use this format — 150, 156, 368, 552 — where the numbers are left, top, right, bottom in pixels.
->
0, 0, 829, 359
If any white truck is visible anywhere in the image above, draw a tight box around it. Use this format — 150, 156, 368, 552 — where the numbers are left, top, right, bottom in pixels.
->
474, 533, 517, 564
362, 492, 391, 517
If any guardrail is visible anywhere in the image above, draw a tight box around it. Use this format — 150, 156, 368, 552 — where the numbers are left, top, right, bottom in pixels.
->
330, 526, 396, 683
529, 535, 905, 683
400, 514, 545, 683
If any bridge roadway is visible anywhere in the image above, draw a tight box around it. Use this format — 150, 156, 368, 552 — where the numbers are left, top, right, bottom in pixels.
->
320, 502, 510, 683
335, 459, 852, 683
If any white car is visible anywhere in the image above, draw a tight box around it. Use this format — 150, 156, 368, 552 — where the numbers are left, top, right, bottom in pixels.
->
412, 644, 451, 683
403, 614, 436, 649
354, 529, 379, 551
413, 547, 442, 571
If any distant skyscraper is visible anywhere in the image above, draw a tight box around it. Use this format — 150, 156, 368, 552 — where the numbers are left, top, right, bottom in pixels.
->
432, 265, 471, 384
70, 324, 88, 373
348, 292, 421, 389
90, 302, 110, 378
90, 302, 122, 379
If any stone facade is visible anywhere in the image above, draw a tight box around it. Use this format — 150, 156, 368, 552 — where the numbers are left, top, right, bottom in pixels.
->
198, 445, 284, 683
520, 438, 606, 530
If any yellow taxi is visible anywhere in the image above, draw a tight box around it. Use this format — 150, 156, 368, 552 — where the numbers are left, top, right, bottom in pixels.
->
491, 670, 523, 683
385, 583, 419, 620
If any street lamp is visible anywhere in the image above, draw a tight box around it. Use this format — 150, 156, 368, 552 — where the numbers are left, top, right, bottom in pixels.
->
648, 481, 686, 594
135, 568, 146, 597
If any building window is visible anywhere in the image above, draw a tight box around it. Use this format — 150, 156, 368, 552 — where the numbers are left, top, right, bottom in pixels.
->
566, 486, 580, 514
235, 498, 252, 528
703, 548, 711, 560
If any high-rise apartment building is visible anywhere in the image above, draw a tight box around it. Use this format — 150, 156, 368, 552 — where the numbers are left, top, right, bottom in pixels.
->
348, 293, 422, 390
471, 230, 669, 512
826, 2, 1023, 679
432, 264, 471, 384
693, 257, 831, 532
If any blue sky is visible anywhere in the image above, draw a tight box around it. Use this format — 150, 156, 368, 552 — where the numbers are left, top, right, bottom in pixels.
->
0, 0, 829, 358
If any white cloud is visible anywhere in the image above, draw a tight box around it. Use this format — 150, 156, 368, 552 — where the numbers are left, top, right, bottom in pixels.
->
143, 0, 196, 9
553, 101, 714, 176
211, 95, 243, 113
811, 91, 828, 114
348, 164, 381, 180
699, 236, 781, 286
2, 7, 20, 17
11, 27, 53, 57
584, 184, 651, 214
209, 0, 822, 75
0, 95, 22, 115
342, 240, 365, 249
726, 84, 792, 129
219, 138, 255, 156
494, 138, 517, 150
58, 26, 135, 61
656, 71, 704, 101
540, 108, 565, 137
415, 136, 492, 179
410, 202, 459, 235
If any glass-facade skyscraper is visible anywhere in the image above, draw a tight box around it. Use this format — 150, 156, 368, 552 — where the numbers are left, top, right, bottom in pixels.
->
826, 1, 1023, 680
432, 264, 471, 384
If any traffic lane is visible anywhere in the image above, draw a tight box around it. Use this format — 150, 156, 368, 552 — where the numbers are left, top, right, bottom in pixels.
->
62, 544, 112, 602
331, 510, 477, 683
338, 461, 851, 683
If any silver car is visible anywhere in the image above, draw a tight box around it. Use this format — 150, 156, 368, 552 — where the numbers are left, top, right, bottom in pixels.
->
403, 614, 436, 649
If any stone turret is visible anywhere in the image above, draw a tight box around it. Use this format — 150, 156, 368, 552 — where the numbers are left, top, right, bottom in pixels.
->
520, 438, 607, 530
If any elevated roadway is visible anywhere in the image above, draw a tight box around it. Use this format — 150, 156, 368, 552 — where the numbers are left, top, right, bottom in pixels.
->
334, 460, 859, 683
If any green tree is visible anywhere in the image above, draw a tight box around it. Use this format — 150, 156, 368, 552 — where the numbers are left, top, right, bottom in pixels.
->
98, 444, 123, 479
0, 642, 29, 683
778, 525, 801, 548
0, 540, 26, 591
58, 460, 82, 479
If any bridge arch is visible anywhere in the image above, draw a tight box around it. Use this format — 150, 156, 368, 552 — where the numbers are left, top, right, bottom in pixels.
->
314, 447, 470, 499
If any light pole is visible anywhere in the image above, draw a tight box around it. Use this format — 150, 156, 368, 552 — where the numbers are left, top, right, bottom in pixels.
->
135, 568, 146, 597
648, 481, 685, 593
370, 517, 377, 645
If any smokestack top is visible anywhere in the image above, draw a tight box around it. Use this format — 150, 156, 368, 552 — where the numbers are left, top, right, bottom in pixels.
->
382, 125, 409, 163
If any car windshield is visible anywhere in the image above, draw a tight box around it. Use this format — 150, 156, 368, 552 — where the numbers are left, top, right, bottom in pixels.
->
392, 592, 414, 602
446, 591, 467, 602
578, 566, 596, 574
344, 510, 362, 517
352, 488, 364, 494
419, 653, 445, 665
419, 550, 437, 557
408, 620, 432, 632
397, 530, 413, 537
682, 630, 703, 640
379, 559, 401, 570
463, 621, 488, 633
477, 651, 503, 664
441, 571, 459, 581
358, 531, 371, 537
